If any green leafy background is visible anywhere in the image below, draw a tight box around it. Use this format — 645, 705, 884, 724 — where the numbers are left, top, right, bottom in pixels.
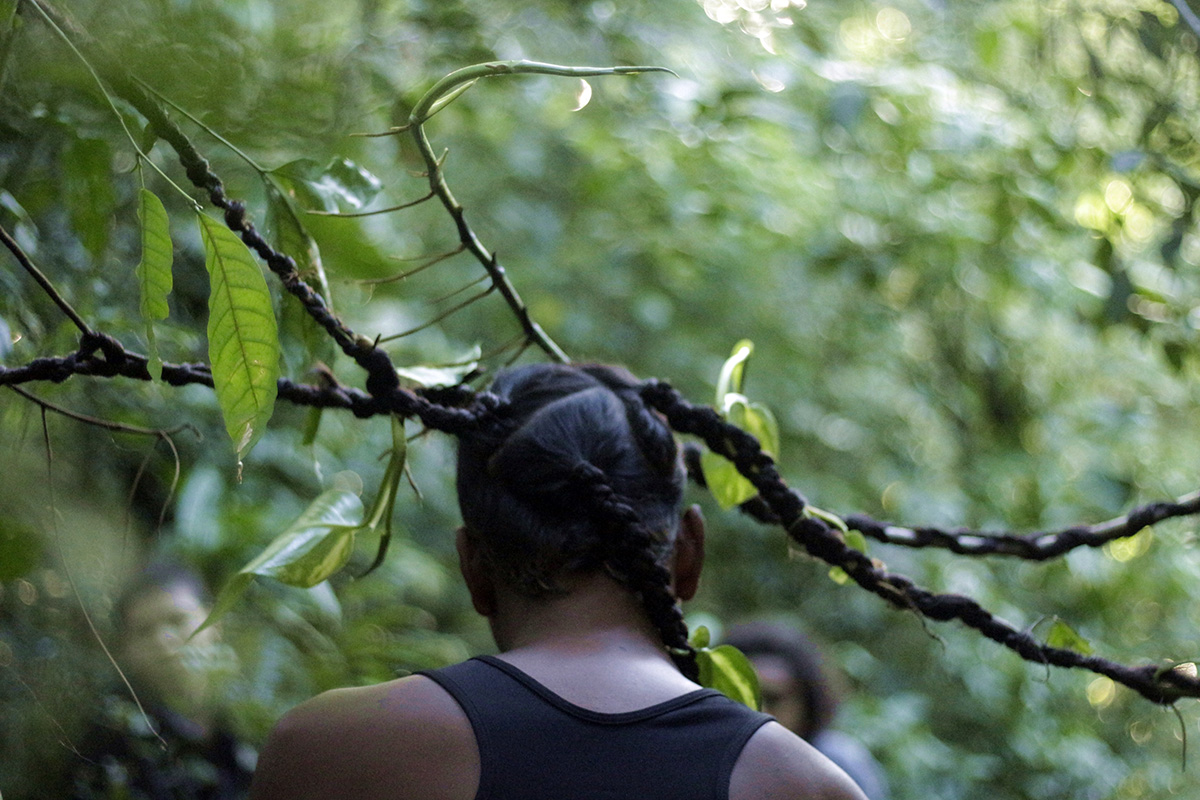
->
2, 1, 1199, 798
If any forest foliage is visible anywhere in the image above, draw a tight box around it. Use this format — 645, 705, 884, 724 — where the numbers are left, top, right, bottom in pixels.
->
2, 0, 1200, 798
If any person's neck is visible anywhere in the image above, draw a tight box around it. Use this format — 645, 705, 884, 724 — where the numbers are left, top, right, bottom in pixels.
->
489, 571, 667, 660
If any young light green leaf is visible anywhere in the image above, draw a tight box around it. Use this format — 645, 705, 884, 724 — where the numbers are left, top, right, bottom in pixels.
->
714, 339, 754, 404
1046, 619, 1094, 655
695, 644, 762, 710
804, 504, 852, 536
700, 395, 779, 510
425, 78, 478, 119
725, 396, 780, 457
828, 566, 851, 585
845, 529, 868, 552
135, 188, 173, 380
689, 625, 712, 650
198, 213, 280, 466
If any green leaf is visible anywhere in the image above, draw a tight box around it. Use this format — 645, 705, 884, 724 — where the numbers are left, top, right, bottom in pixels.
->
301, 406, 323, 446
689, 624, 712, 649
394, 347, 481, 388
270, 157, 383, 213
0, 520, 42, 580
1045, 619, 1094, 655
725, 395, 779, 456
714, 339, 754, 403
265, 179, 336, 373
361, 416, 409, 576
695, 643, 762, 710
242, 487, 365, 587
198, 213, 280, 466
135, 188, 173, 380
63, 138, 115, 259
700, 449, 758, 509
828, 566, 851, 585
700, 392, 779, 510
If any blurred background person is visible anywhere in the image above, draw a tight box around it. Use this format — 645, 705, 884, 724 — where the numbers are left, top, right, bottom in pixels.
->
68, 560, 254, 800
725, 619, 891, 800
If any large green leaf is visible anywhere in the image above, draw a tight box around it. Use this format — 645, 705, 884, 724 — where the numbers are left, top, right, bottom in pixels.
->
196, 486, 365, 635
242, 487, 365, 586
135, 188, 173, 380
690, 626, 761, 710
198, 213, 280, 465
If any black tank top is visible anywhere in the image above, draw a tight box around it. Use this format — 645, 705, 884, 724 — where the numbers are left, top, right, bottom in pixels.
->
419, 655, 774, 800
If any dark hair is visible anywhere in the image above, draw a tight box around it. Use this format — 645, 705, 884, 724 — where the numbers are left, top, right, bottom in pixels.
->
114, 560, 211, 631
455, 363, 696, 678
723, 620, 840, 740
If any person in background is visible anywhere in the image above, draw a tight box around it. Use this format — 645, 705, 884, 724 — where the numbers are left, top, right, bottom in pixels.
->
69, 560, 254, 800
725, 620, 891, 800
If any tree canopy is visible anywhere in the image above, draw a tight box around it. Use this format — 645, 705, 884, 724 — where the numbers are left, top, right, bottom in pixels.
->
2, 0, 1200, 798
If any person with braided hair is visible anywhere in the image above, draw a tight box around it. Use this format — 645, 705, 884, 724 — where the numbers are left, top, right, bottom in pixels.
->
249, 363, 866, 800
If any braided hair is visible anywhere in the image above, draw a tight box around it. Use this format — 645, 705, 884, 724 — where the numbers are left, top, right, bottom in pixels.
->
455, 363, 698, 680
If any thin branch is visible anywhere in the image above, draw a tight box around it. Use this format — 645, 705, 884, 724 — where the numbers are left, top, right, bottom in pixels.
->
377, 285, 495, 343
307, 191, 435, 217
428, 273, 489, 305
0, 223, 92, 335
35, 403, 168, 751
357, 245, 465, 286
395, 60, 682, 365
8, 385, 199, 438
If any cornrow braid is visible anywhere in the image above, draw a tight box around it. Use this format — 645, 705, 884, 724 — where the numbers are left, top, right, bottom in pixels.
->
567, 461, 699, 681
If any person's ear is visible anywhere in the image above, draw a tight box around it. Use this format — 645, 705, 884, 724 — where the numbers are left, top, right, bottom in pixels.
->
456, 527, 497, 617
672, 505, 705, 602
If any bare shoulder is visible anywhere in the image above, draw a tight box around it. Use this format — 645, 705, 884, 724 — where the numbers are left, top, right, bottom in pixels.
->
729, 722, 869, 800
250, 675, 478, 800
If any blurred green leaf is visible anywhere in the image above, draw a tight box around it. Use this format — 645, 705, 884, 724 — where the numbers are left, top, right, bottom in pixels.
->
270, 158, 382, 213
1046, 619, 1094, 656
63, 138, 115, 259
0, 521, 41, 580
135, 188, 172, 380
